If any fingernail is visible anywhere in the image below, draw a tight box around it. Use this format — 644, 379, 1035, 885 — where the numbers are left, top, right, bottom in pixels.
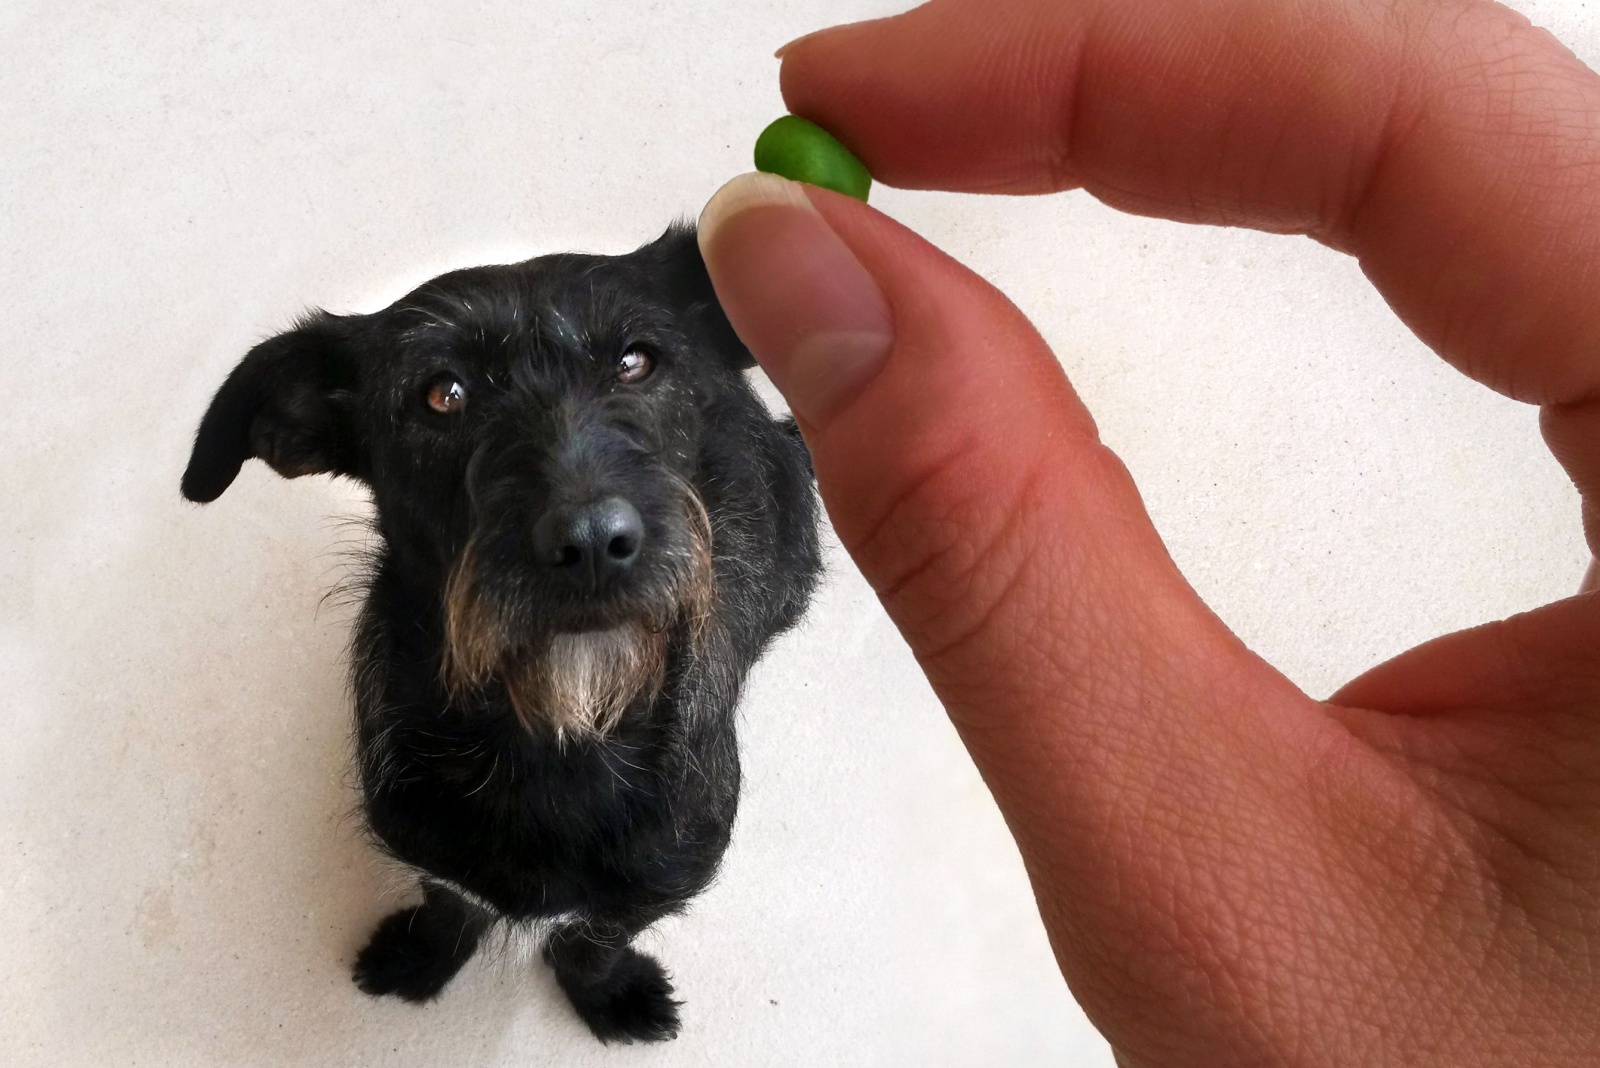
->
698, 172, 893, 427
774, 27, 828, 58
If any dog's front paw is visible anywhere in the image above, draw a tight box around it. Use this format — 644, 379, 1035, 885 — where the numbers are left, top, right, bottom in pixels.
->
559, 948, 681, 1043
352, 904, 479, 1002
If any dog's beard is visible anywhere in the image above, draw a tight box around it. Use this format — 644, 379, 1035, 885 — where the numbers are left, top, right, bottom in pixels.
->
441, 490, 713, 738
505, 624, 668, 737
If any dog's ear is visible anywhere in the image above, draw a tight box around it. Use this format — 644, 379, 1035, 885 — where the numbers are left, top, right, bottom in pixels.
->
181, 312, 364, 503
643, 222, 757, 371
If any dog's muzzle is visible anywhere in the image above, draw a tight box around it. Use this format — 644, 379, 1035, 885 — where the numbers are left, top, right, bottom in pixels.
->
441, 487, 714, 737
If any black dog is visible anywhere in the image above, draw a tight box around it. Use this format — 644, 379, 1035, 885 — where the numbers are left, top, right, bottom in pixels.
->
181, 225, 821, 1042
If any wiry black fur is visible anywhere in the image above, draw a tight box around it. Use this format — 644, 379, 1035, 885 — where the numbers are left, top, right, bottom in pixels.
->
182, 225, 821, 1043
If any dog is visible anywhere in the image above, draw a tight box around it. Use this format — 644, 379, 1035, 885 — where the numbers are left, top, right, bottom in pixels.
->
180, 224, 822, 1042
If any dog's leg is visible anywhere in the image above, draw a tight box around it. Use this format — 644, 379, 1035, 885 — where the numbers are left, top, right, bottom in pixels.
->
352, 882, 492, 1002
543, 913, 680, 1043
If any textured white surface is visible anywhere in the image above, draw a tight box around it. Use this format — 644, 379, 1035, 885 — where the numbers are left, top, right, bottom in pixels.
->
0, 1, 1591, 1065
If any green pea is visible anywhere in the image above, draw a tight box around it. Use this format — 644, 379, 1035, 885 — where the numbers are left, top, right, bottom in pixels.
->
753, 115, 872, 202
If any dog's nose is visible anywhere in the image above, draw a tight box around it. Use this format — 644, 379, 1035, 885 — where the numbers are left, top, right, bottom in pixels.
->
532, 497, 645, 588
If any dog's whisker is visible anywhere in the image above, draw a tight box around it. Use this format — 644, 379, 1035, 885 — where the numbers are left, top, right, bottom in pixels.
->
464, 753, 501, 798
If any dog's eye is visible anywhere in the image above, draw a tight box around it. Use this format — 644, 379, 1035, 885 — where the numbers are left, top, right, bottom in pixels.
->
616, 346, 654, 385
425, 375, 468, 415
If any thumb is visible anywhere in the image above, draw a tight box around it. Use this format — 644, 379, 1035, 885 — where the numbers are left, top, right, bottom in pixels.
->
698, 173, 1301, 764
696, 173, 1342, 1045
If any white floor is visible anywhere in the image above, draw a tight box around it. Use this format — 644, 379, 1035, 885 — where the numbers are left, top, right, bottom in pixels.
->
2, 1, 1593, 1065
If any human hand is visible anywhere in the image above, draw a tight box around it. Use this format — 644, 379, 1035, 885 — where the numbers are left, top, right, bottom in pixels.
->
696, 0, 1600, 1064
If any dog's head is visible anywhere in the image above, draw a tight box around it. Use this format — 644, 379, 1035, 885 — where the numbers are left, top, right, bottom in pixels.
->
183, 225, 754, 735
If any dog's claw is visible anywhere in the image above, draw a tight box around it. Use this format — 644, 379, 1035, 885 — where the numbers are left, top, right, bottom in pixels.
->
352, 903, 482, 1003
558, 948, 682, 1043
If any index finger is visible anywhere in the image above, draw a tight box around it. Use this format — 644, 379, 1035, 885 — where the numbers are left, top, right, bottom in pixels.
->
778, 0, 1600, 411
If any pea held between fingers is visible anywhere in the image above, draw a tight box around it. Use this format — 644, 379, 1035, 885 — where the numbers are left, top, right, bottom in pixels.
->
753, 115, 873, 202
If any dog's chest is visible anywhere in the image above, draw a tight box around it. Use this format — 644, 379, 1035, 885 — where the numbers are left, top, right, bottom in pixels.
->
358, 701, 708, 914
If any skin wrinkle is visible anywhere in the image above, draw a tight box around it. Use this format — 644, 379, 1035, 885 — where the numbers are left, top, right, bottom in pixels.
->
1316, 4, 1404, 236
916, 580, 1045, 704
966, 0, 1085, 193
1315, 776, 1484, 975
1081, 687, 1504, 1061
1287, 892, 1426, 1059
1244, 909, 1338, 1061
1463, 789, 1593, 905
926, 529, 1141, 731
1322, 68, 1413, 250
1215, 14, 1298, 226
1392, 19, 1600, 397
847, 437, 984, 603
1083, 0, 1358, 228
1302, 29, 1412, 241
1134, 833, 1300, 1061
1047, 691, 1307, 967
1045, 7, 1097, 193
901, 457, 1047, 666
1383, 828, 1495, 982
1476, 613, 1562, 715
1337, 716, 1596, 965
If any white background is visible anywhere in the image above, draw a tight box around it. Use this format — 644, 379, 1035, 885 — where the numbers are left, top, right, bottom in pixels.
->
1, 1, 1591, 1064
